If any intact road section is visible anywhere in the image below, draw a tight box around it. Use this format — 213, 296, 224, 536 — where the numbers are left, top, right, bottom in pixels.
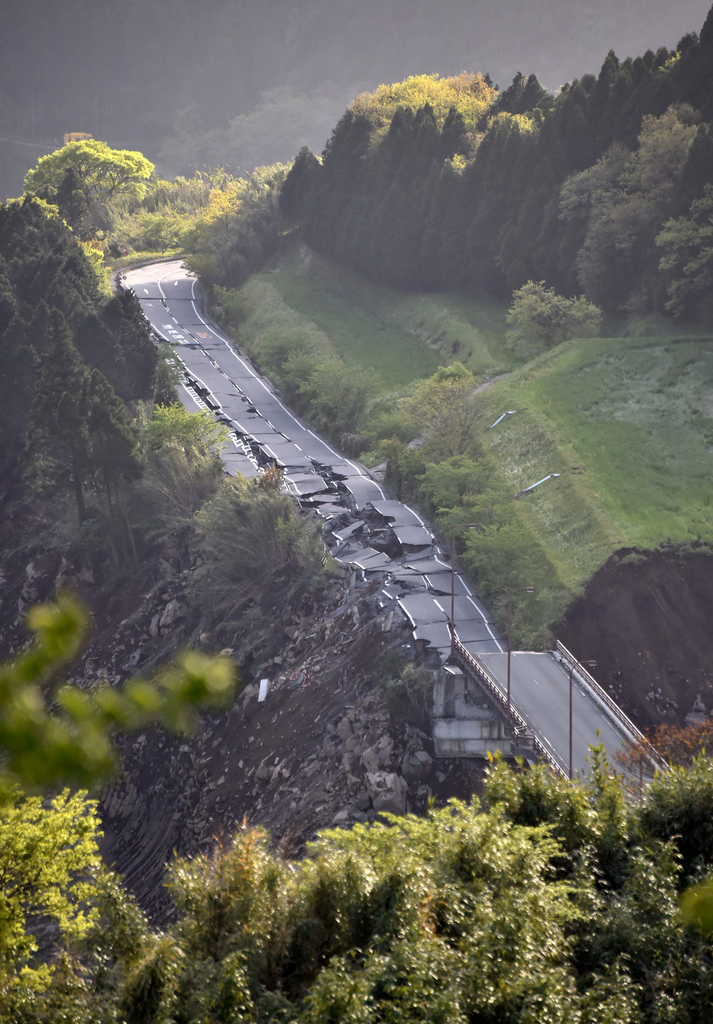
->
123, 260, 640, 778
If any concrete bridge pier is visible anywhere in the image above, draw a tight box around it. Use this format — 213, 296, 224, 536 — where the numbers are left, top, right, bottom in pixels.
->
432, 665, 515, 757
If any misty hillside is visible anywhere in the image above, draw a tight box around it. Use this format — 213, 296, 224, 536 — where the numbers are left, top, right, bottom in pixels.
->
1, 0, 711, 198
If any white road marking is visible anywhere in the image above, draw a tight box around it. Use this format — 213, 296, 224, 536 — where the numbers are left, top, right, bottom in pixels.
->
466, 595, 503, 652
404, 503, 426, 526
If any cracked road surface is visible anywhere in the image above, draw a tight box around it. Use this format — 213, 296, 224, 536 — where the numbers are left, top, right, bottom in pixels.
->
124, 260, 503, 665
123, 261, 640, 777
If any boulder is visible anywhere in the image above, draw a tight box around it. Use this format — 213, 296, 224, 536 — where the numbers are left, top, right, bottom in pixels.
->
159, 599, 187, 628
337, 717, 353, 741
401, 749, 433, 782
365, 772, 409, 815
361, 747, 381, 773
123, 648, 143, 671
354, 790, 371, 812
376, 734, 394, 764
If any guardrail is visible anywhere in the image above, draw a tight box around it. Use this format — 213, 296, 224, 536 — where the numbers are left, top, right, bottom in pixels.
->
555, 641, 668, 774
451, 636, 566, 775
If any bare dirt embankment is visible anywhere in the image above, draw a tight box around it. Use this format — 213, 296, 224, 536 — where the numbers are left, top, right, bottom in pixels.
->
557, 546, 713, 729
0, 495, 484, 922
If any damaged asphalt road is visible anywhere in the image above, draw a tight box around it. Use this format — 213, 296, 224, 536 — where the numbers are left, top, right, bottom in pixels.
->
123, 260, 505, 664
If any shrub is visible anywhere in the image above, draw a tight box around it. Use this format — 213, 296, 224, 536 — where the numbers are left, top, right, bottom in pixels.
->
189, 475, 334, 641
506, 280, 602, 355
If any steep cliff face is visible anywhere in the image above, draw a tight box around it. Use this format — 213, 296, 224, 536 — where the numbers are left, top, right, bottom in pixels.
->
557, 547, 713, 728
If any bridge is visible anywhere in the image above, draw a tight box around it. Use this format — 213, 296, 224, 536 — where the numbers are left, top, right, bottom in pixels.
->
444, 637, 666, 778
122, 260, 665, 781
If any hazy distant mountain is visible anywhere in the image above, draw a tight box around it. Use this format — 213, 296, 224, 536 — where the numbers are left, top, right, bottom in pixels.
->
1, 0, 710, 196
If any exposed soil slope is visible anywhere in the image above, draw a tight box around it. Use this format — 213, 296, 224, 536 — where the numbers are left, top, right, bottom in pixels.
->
0, 496, 483, 922
557, 546, 713, 729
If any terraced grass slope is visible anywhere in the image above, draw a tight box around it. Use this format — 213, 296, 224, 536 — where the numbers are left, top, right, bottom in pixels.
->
239, 242, 513, 391
477, 335, 713, 626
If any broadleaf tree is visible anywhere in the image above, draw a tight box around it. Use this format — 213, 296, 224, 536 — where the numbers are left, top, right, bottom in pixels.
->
24, 139, 154, 237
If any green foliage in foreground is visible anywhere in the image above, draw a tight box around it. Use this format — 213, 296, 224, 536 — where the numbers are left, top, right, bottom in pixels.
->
0, 595, 236, 792
14, 752, 713, 1024
0, 790, 101, 1011
0, 598, 236, 1013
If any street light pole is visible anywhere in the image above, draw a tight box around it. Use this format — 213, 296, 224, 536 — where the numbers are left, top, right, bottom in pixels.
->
507, 591, 513, 724
569, 664, 574, 780
451, 532, 455, 654
500, 586, 534, 725
567, 656, 596, 781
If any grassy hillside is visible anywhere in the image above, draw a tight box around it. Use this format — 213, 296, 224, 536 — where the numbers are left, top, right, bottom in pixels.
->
225, 242, 713, 646
473, 334, 713, 633
238, 242, 514, 391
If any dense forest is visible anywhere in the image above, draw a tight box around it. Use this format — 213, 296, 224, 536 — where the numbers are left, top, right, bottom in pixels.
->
283, 15, 713, 319
0, 200, 156, 479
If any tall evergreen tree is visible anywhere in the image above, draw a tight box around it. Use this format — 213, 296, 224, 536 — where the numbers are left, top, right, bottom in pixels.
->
279, 146, 321, 226
153, 359, 181, 408
24, 310, 90, 519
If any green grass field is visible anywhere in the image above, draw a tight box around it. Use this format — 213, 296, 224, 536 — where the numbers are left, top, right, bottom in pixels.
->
245, 242, 513, 390
479, 335, 713, 604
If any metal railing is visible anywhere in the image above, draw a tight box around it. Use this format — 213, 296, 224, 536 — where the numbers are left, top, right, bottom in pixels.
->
555, 641, 668, 773
451, 636, 566, 775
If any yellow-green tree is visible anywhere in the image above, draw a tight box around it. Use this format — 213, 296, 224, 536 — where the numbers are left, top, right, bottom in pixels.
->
0, 594, 236, 1015
24, 139, 154, 236
506, 280, 602, 355
0, 791, 101, 1011
398, 363, 480, 460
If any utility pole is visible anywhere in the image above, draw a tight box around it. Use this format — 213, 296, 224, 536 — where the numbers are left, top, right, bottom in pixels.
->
569, 664, 574, 780
451, 532, 455, 653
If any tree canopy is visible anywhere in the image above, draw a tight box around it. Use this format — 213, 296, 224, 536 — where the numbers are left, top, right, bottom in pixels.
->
24, 140, 154, 236
5, 745, 713, 1023
0, 199, 156, 478
506, 280, 603, 355
283, 17, 713, 320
